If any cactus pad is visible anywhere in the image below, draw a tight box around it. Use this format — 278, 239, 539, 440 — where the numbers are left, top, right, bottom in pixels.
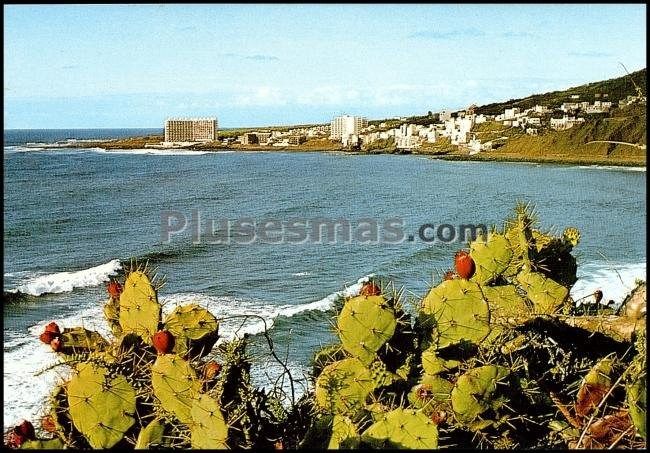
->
190, 394, 228, 449
19, 438, 65, 449
563, 227, 581, 247
469, 232, 513, 285
337, 295, 397, 365
408, 374, 453, 414
328, 415, 359, 449
66, 362, 136, 448
59, 327, 109, 353
151, 354, 202, 424
163, 303, 219, 357
361, 408, 438, 449
314, 358, 375, 415
420, 279, 490, 348
626, 374, 646, 440
135, 417, 166, 449
119, 271, 161, 342
481, 284, 530, 320
421, 346, 460, 375
451, 365, 510, 424
516, 269, 569, 314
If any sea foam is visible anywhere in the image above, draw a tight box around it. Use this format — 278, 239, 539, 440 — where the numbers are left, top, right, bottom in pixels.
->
11, 259, 122, 297
570, 261, 646, 307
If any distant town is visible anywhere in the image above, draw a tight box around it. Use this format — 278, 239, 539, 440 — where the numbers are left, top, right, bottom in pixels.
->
151, 91, 646, 156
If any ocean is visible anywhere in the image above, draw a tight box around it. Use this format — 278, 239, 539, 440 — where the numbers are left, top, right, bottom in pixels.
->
3, 129, 647, 430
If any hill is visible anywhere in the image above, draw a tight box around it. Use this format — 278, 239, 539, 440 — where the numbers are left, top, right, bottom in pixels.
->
474, 68, 646, 116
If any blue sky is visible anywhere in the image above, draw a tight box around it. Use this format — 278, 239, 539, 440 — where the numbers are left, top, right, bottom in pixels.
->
3, 4, 647, 129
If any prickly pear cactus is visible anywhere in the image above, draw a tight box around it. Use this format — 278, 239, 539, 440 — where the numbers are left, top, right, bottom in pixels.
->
60, 327, 109, 351
151, 354, 202, 424
19, 438, 65, 449
190, 394, 228, 449
119, 271, 161, 342
421, 346, 460, 375
408, 374, 453, 414
314, 358, 375, 416
420, 279, 490, 348
469, 232, 513, 285
627, 374, 647, 440
134, 417, 166, 449
337, 295, 397, 365
481, 284, 530, 320
516, 269, 569, 314
163, 304, 219, 357
66, 362, 136, 448
361, 408, 438, 449
450, 365, 510, 425
328, 415, 359, 449
103, 297, 123, 337
563, 227, 581, 247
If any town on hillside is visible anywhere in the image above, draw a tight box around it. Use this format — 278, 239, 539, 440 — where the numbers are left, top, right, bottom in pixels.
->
150, 89, 645, 155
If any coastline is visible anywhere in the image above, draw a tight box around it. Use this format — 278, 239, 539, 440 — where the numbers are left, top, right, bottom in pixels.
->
64, 137, 647, 168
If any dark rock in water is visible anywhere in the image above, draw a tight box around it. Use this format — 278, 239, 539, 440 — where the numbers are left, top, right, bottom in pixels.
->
3, 290, 33, 304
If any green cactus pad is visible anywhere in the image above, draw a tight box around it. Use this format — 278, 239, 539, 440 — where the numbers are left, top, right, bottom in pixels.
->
66, 362, 136, 448
328, 415, 359, 449
20, 438, 65, 449
421, 346, 460, 375
451, 365, 510, 424
135, 417, 166, 449
368, 359, 401, 388
626, 374, 646, 440
420, 279, 490, 348
315, 358, 375, 415
103, 297, 123, 337
469, 232, 513, 285
151, 354, 202, 424
119, 271, 161, 342
361, 408, 438, 449
516, 269, 569, 314
163, 304, 219, 357
408, 374, 453, 414
481, 284, 530, 320
337, 295, 397, 365
563, 227, 581, 247
190, 394, 228, 449
60, 327, 109, 353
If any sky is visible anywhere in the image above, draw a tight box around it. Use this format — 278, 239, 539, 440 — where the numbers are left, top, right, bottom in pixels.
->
3, 4, 647, 129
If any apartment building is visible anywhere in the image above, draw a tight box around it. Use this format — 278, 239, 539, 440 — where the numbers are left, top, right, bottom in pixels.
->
164, 118, 218, 142
330, 115, 368, 140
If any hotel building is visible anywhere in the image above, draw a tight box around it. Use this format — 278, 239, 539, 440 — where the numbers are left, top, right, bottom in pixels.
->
164, 118, 218, 142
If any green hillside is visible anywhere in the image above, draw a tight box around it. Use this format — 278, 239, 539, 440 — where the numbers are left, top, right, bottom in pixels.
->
475, 68, 646, 115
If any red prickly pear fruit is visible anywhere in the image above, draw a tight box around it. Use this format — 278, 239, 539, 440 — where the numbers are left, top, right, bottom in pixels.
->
50, 337, 63, 352
442, 270, 456, 281
16, 420, 35, 440
44, 322, 60, 334
203, 361, 222, 380
39, 331, 59, 345
6, 430, 26, 448
152, 330, 175, 354
594, 290, 603, 304
360, 281, 381, 296
41, 415, 57, 433
454, 250, 475, 280
106, 280, 123, 299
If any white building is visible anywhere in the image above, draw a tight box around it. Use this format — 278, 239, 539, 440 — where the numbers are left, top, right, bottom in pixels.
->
330, 115, 368, 142
504, 108, 521, 120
